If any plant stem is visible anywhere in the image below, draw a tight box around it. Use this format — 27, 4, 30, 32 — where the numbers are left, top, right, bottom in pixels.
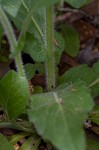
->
15, 53, 25, 76
0, 5, 25, 77
0, 122, 16, 128
0, 121, 33, 132
44, 5, 56, 91
89, 78, 99, 88
60, 0, 64, 8
11, 120, 34, 132
21, 0, 44, 40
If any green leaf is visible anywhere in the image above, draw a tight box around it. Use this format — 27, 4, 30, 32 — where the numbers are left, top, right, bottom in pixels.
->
0, 71, 29, 119
91, 62, 99, 96
64, 0, 90, 8
58, 61, 99, 97
25, 63, 45, 79
92, 62, 99, 77
33, 86, 43, 94
61, 25, 80, 57
0, 0, 61, 43
23, 0, 60, 9
8, 8, 44, 59
10, 32, 25, 58
0, 134, 14, 150
8, 132, 30, 145
24, 33, 48, 62
58, 65, 94, 85
0, 0, 21, 17
87, 137, 99, 150
15, 7, 44, 38
28, 81, 93, 150
35, 63, 45, 74
89, 105, 99, 125
9, 8, 45, 59
0, 25, 3, 40
54, 32, 65, 64
82, 0, 92, 6
0, 0, 44, 41
19, 137, 33, 150
19, 137, 40, 150
24, 63, 36, 80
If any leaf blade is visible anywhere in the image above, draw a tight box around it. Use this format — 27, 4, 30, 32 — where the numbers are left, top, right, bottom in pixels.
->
0, 134, 14, 150
58, 61, 99, 97
61, 25, 80, 57
0, 71, 29, 119
28, 81, 93, 150
64, 0, 91, 8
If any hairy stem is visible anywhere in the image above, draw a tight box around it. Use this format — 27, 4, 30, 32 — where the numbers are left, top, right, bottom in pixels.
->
44, 5, 56, 91
0, 5, 25, 77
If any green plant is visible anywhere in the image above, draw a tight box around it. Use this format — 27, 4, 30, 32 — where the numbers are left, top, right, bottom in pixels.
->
0, 0, 99, 150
